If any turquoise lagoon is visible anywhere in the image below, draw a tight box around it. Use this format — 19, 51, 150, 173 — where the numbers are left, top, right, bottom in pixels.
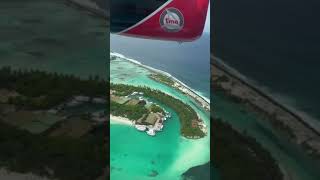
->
110, 54, 210, 180
0, 0, 107, 79
214, 92, 320, 180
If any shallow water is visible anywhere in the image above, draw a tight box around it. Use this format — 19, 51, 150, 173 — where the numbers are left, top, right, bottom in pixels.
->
212, 0, 320, 124
110, 34, 210, 98
110, 56, 210, 180
214, 92, 320, 180
0, 0, 107, 79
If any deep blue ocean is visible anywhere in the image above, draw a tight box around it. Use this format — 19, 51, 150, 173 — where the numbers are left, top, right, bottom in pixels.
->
212, 0, 320, 121
110, 33, 210, 99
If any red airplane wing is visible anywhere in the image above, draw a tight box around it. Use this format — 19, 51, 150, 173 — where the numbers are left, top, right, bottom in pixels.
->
111, 0, 209, 42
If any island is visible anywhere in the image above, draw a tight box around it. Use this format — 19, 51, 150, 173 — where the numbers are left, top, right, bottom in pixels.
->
211, 54, 320, 179
212, 56, 320, 157
110, 83, 207, 139
0, 0, 109, 179
0, 67, 108, 180
111, 53, 210, 112
149, 73, 210, 111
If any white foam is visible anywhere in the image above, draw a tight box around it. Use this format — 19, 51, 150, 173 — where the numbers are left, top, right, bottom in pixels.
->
213, 54, 320, 132
111, 52, 210, 103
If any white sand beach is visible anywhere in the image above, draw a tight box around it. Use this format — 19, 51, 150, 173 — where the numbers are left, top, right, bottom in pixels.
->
110, 115, 133, 126
110, 52, 210, 111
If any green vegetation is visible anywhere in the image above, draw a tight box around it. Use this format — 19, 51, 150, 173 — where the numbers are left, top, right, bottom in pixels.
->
0, 67, 108, 179
212, 118, 283, 180
0, 66, 107, 109
0, 120, 107, 180
149, 73, 175, 86
110, 101, 148, 120
150, 104, 164, 114
111, 83, 205, 138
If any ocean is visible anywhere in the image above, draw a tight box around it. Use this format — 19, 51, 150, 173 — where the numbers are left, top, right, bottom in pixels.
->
212, 0, 320, 179
212, 0, 320, 122
110, 56, 211, 180
110, 33, 210, 99
0, 0, 108, 79
110, 33, 211, 179
110, 27, 212, 179
213, 92, 320, 180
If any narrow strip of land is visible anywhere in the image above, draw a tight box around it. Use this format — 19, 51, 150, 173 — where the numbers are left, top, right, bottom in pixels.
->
111, 52, 210, 112
65, 0, 108, 19
212, 54, 320, 155
110, 83, 207, 139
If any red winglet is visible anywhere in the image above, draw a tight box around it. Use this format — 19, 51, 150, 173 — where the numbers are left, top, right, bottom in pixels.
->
118, 0, 209, 42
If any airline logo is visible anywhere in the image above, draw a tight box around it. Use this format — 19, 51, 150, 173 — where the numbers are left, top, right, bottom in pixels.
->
159, 8, 184, 32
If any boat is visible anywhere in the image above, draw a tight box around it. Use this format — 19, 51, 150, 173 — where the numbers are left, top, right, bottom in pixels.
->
146, 128, 156, 136
156, 124, 163, 131
135, 125, 147, 131
165, 113, 171, 119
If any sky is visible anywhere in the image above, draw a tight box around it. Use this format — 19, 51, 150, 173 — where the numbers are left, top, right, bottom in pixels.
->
204, 3, 210, 33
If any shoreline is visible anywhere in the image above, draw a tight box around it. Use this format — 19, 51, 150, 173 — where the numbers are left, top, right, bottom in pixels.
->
110, 83, 208, 139
65, 0, 108, 19
110, 115, 133, 126
212, 54, 320, 155
111, 52, 210, 110
212, 55, 320, 133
